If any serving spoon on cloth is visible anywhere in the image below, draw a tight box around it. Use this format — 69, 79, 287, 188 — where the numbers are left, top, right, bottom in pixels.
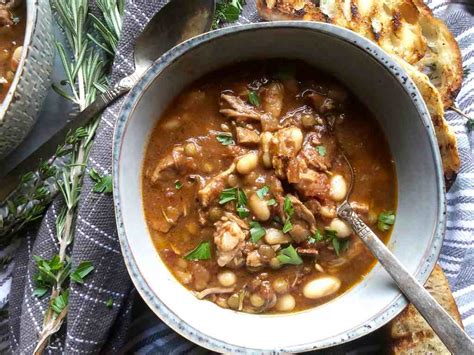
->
337, 155, 474, 354
0, 0, 215, 200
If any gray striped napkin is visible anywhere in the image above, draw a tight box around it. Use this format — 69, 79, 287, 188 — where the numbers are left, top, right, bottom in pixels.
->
3, 0, 473, 353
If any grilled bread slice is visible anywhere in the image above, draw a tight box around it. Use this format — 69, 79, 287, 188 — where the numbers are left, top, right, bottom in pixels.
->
387, 264, 463, 354
256, 0, 462, 109
257, 0, 461, 179
399, 60, 460, 182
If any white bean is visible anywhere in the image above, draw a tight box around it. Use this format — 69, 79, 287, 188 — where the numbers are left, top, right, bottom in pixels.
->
249, 193, 270, 221
11, 46, 22, 70
217, 270, 237, 287
320, 205, 336, 218
250, 293, 265, 308
276, 294, 296, 312
236, 152, 258, 175
329, 175, 347, 202
303, 276, 341, 300
264, 228, 291, 245
328, 218, 352, 238
260, 132, 273, 168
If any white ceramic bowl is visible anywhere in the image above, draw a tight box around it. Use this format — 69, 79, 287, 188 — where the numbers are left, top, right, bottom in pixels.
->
113, 22, 445, 352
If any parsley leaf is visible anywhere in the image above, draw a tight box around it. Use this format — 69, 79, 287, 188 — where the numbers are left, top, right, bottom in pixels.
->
283, 196, 294, 217
70, 261, 94, 284
89, 168, 112, 194
175, 180, 183, 190
463, 66, 471, 79
250, 221, 266, 243
51, 289, 69, 314
106, 297, 113, 309
267, 198, 277, 206
332, 238, 349, 256
282, 196, 294, 233
184, 241, 211, 260
282, 218, 293, 233
312, 229, 324, 243
219, 188, 237, 204
237, 189, 248, 206
277, 245, 303, 265
377, 211, 396, 231
237, 205, 249, 218
324, 229, 350, 256
216, 133, 235, 146
316, 146, 326, 157
248, 90, 260, 107
219, 188, 248, 218
256, 186, 269, 199
212, 0, 246, 29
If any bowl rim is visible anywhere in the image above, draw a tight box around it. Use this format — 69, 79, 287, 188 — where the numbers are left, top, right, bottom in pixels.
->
0, 0, 38, 121
113, 21, 446, 353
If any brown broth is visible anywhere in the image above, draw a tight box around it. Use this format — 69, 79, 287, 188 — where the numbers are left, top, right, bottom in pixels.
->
0, 4, 26, 102
142, 60, 397, 314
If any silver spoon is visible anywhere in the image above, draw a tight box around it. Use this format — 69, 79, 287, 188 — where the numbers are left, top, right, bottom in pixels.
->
0, 0, 215, 199
337, 154, 474, 354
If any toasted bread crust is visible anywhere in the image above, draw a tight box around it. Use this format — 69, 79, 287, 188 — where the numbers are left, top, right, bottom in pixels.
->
256, 0, 463, 108
387, 265, 463, 354
257, 0, 461, 178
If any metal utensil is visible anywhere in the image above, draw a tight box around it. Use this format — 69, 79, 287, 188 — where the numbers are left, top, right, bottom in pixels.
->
0, 0, 215, 200
337, 154, 474, 354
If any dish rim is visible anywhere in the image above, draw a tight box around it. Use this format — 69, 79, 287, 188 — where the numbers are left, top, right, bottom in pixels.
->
112, 21, 446, 353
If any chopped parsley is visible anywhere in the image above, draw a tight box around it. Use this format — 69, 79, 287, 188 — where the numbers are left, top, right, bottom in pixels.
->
89, 168, 112, 194
250, 221, 266, 243
219, 188, 238, 204
70, 261, 94, 284
212, 0, 246, 29
219, 188, 248, 218
332, 238, 349, 256
320, 229, 350, 256
106, 297, 113, 309
184, 241, 211, 260
463, 66, 471, 79
216, 133, 235, 146
312, 229, 325, 243
256, 186, 270, 199
282, 219, 293, 234
175, 180, 183, 190
267, 198, 277, 206
316, 146, 326, 157
282, 196, 294, 233
377, 211, 396, 231
277, 245, 303, 265
236, 205, 250, 218
248, 90, 260, 107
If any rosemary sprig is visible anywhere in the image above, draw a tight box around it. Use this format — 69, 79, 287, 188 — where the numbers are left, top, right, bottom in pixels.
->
32, 1, 124, 353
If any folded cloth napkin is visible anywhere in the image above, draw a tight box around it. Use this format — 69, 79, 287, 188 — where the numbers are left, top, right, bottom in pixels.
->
6, 0, 474, 353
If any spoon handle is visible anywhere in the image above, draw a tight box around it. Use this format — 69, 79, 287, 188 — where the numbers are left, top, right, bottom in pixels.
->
337, 201, 474, 354
0, 74, 138, 201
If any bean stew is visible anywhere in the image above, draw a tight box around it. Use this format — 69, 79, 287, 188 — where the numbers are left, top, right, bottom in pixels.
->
142, 60, 397, 314
0, 0, 25, 102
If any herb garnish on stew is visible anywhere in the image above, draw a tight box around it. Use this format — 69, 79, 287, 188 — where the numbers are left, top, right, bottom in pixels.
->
248, 90, 260, 107
377, 211, 396, 231
277, 245, 303, 265
184, 241, 212, 261
250, 221, 266, 243
216, 133, 235, 146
